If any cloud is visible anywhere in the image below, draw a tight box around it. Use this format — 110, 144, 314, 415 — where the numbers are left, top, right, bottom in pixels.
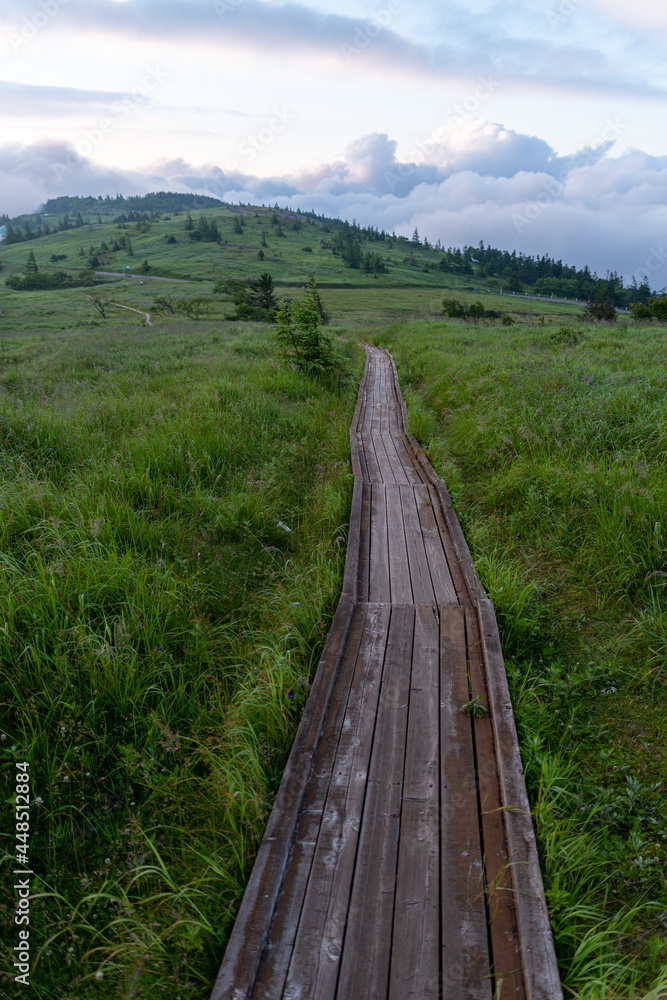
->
588, 0, 667, 29
1, 0, 664, 98
0, 141, 149, 212
0, 79, 155, 116
1, 120, 666, 289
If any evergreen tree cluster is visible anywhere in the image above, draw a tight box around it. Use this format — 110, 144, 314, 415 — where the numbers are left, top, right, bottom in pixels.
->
331, 221, 388, 273
184, 213, 222, 243
213, 272, 278, 321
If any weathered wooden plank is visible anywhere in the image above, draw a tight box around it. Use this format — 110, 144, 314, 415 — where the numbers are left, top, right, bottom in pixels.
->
369, 483, 391, 603
353, 430, 370, 482
435, 479, 487, 606
389, 604, 440, 1000
360, 431, 382, 483
381, 430, 412, 485
284, 604, 391, 1000
369, 354, 382, 437
359, 351, 375, 435
385, 350, 410, 433
379, 358, 392, 438
403, 430, 430, 484
392, 433, 425, 484
349, 355, 369, 475
357, 480, 371, 602
371, 427, 398, 484
477, 600, 563, 1000
386, 483, 413, 604
466, 608, 526, 999
210, 595, 357, 1000
440, 605, 492, 999
400, 485, 437, 606
251, 605, 369, 999
336, 605, 415, 999
341, 475, 363, 600
414, 484, 458, 606
426, 483, 469, 606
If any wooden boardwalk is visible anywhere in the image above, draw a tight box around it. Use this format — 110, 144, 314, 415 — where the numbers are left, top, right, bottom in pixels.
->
212, 348, 562, 1000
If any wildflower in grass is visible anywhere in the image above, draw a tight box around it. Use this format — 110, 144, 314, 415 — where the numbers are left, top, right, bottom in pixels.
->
287, 689, 295, 700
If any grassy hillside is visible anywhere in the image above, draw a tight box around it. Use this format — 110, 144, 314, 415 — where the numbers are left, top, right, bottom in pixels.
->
1, 203, 450, 286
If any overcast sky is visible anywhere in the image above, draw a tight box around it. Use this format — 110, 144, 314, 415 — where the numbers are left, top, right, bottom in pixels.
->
1, 0, 666, 285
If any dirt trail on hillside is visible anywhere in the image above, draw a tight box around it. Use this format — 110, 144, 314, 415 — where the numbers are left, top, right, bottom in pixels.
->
112, 303, 154, 326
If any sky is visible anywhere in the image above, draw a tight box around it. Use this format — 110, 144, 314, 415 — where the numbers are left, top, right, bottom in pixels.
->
0, 0, 666, 287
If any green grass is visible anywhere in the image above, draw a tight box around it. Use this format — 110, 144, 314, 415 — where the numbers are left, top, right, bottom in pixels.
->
0, 303, 362, 997
374, 317, 667, 998
3, 258, 666, 998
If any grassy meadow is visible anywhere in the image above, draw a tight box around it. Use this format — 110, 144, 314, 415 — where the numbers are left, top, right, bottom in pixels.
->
0, 293, 362, 997
1, 208, 666, 998
374, 318, 667, 999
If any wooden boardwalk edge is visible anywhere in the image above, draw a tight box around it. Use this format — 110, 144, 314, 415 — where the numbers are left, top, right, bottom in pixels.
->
386, 348, 560, 999
210, 474, 365, 1000
478, 600, 562, 999
211, 347, 562, 1000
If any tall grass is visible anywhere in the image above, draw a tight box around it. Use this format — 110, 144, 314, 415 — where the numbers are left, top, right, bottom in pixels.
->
0, 318, 361, 997
377, 319, 667, 997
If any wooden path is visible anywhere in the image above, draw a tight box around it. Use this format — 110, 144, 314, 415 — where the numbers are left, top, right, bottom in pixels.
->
212, 347, 562, 1000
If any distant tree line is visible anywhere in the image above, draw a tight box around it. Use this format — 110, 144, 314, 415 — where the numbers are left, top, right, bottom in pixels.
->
41, 192, 225, 216
1, 193, 663, 307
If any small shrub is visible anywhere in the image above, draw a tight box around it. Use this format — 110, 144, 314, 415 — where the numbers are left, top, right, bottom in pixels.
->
275, 295, 348, 387
549, 326, 582, 346
442, 297, 466, 319
584, 290, 617, 322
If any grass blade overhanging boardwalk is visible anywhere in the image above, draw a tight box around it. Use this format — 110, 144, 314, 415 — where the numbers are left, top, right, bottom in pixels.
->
211, 347, 563, 1000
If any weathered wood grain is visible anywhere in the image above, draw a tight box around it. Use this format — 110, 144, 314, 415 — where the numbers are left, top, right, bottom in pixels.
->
209, 595, 356, 1000
386, 483, 413, 604
466, 608, 526, 999
341, 475, 364, 601
336, 606, 414, 999
369, 483, 391, 603
478, 600, 563, 1000
400, 485, 437, 606
285, 604, 391, 1000
357, 480, 371, 603
440, 605, 492, 999
389, 604, 440, 1000
427, 483, 469, 606
251, 604, 368, 999
414, 485, 458, 605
